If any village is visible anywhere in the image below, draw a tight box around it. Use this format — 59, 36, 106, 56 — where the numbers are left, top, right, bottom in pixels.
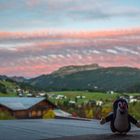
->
1, 86, 140, 120
47, 92, 140, 119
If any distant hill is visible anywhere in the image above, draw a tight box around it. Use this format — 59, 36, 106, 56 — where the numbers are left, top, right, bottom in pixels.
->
0, 76, 39, 95
52, 64, 101, 76
0, 75, 9, 80
10, 76, 27, 83
28, 64, 140, 92
0, 76, 19, 95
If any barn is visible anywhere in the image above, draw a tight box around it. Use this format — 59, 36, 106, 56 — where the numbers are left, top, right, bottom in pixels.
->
0, 97, 57, 119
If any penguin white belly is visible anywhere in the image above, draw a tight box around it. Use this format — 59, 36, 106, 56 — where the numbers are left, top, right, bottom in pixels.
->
114, 115, 129, 132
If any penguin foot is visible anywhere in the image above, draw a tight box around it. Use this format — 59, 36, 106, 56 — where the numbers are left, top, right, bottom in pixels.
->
114, 132, 127, 135
120, 132, 127, 135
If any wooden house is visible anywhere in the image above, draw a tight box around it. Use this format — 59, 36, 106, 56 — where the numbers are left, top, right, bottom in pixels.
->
0, 97, 57, 119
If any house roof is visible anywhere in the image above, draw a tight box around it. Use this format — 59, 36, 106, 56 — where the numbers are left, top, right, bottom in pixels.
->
53, 109, 72, 117
0, 97, 46, 110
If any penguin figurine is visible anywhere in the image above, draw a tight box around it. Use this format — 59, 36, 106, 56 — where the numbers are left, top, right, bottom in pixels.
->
100, 98, 140, 134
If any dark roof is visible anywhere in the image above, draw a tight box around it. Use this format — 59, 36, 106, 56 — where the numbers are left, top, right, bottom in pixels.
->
0, 97, 46, 110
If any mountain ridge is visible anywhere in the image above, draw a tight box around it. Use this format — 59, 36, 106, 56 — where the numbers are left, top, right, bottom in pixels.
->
28, 64, 140, 92
52, 63, 101, 76
1, 64, 140, 93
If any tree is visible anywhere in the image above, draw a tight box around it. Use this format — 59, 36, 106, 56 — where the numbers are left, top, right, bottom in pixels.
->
0, 83, 7, 93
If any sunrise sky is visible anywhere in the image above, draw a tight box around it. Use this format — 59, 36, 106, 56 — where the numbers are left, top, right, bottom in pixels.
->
0, 0, 140, 78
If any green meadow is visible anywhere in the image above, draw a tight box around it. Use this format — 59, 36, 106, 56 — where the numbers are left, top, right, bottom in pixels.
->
49, 91, 118, 100
48, 91, 140, 119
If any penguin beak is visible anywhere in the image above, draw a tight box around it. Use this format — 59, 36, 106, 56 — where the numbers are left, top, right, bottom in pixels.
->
119, 108, 125, 114
121, 105, 126, 110
118, 102, 127, 114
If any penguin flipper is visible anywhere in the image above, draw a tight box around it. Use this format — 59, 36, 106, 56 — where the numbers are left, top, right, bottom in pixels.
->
128, 114, 138, 125
105, 112, 114, 122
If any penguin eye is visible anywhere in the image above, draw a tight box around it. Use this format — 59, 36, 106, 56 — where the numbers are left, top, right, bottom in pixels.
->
118, 102, 122, 107
123, 102, 128, 108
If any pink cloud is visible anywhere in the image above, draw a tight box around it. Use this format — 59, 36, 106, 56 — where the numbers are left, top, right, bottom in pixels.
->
1, 28, 140, 39
0, 28, 140, 77
0, 53, 140, 78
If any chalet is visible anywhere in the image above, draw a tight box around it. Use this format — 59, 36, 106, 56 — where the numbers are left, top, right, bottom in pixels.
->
0, 97, 57, 119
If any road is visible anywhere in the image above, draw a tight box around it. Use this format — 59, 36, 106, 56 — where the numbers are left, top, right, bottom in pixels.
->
0, 119, 139, 140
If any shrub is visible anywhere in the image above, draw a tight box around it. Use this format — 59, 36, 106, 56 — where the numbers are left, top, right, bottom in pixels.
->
129, 102, 140, 120
0, 111, 15, 120
0, 83, 7, 94
43, 109, 55, 119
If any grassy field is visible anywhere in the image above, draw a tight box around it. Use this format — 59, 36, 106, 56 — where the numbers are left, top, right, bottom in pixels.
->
48, 91, 140, 103
48, 91, 140, 105
0, 80, 18, 97
48, 91, 140, 119
48, 91, 119, 100
0, 92, 17, 97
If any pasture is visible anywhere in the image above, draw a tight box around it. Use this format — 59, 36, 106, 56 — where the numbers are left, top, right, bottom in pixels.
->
48, 91, 140, 119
